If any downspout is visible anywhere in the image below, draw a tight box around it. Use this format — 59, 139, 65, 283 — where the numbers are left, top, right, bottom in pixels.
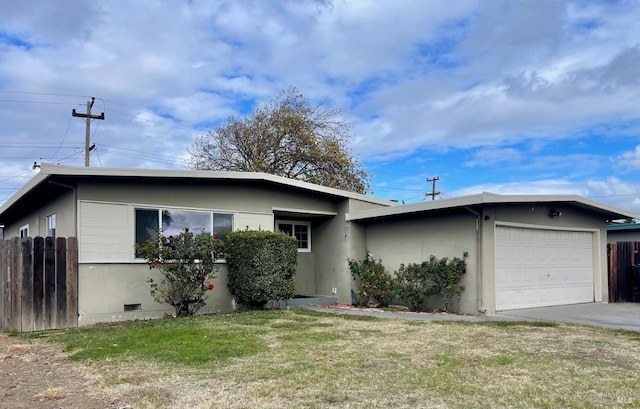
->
464, 206, 484, 314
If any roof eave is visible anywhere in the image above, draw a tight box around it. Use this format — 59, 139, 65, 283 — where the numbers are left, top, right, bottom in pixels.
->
1, 163, 397, 217
347, 192, 639, 222
0, 171, 50, 219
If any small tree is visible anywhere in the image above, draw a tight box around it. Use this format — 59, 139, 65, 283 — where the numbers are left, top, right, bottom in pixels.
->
225, 230, 298, 309
135, 231, 223, 317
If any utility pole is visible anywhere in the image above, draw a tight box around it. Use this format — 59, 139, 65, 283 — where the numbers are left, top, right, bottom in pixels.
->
72, 97, 104, 167
426, 176, 440, 201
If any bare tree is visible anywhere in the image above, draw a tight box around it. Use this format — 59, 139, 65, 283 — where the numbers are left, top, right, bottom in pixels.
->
188, 87, 371, 194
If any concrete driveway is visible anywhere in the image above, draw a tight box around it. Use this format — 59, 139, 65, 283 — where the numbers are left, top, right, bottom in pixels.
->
304, 302, 640, 332
496, 302, 640, 332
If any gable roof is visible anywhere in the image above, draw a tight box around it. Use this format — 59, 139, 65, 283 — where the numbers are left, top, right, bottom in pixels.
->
347, 192, 640, 221
0, 163, 397, 220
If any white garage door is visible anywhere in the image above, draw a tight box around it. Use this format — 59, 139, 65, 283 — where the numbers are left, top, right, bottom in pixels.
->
495, 226, 594, 311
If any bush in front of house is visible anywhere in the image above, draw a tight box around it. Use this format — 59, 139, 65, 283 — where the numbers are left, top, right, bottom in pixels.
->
394, 253, 468, 312
393, 262, 435, 312
348, 251, 394, 307
349, 251, 468, 312
135, 231, 223, 318
225, 230, 298, 309
432, 252, 468, 312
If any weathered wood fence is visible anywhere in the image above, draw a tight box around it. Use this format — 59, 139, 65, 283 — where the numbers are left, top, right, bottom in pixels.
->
608, 241, 640, 303
0, 237, 78, 333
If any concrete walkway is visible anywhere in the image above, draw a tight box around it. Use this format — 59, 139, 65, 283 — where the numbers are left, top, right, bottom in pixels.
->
496, 302, 640, 332
302, 302, 640, 332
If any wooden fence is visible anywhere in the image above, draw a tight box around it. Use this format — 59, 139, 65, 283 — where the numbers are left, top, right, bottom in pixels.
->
0, 237, 78, 333
608, 241, 640, 303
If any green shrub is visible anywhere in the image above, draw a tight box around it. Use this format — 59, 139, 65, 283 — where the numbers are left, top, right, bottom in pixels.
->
395, 253, 468, 312
433, 252, 468, 312
393, 262, 436, 312
135, 231, 223, 317
348, 252, 394, 307
225, 230, 298, 309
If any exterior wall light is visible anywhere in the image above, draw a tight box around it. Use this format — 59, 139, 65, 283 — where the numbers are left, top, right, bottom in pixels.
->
549, 209, 563, 218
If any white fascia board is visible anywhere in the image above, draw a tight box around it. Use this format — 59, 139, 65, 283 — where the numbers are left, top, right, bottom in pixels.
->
272, 207, 338, 216
36, 163, 397, 207
347, 192, 640, 221
346, 193, 486, 221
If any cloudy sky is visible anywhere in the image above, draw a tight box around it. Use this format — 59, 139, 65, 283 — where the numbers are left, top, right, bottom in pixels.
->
1, 0, 639, 210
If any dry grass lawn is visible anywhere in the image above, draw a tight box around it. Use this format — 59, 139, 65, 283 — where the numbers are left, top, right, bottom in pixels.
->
34, 309, 640, 408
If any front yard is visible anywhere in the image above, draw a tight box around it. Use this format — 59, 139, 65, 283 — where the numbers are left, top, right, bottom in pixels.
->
17, 309, 640, 408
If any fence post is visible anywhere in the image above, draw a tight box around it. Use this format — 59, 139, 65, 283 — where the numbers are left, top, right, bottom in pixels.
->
9, 237, 21, 332
55, 237, 67, 330
66, 237, 78, 328
33, 237, 45, 331
21, 238, 34, 332
44, 237, 56, 330
0, 240, 5, 333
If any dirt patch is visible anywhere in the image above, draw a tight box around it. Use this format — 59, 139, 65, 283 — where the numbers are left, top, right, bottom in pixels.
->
0, 334, 126, 409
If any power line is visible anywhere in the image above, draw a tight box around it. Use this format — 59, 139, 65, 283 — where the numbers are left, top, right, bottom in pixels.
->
0, 90, 91, 98
0, 170, 36, 183
0, 144, 77, 148
99, 98, 200, 127
0, 99, 82, 106
47, 108, 79, 163
98, 144, 189, 165
104, 107, 198, 133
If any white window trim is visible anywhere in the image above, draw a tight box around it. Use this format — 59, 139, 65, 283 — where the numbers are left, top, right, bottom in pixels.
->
19, 224, 29, 238
133, 206, 234, 260
46, 213, 56, 238
276, 220, 311, 252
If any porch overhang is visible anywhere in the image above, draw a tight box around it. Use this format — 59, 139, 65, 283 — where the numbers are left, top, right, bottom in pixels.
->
272, 207, 337, 219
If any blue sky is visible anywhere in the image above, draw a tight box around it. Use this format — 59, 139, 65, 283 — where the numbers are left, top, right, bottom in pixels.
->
1, 0, 639, 210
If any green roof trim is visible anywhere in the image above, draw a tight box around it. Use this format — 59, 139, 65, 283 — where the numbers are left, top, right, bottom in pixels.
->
607, 223, 640, 231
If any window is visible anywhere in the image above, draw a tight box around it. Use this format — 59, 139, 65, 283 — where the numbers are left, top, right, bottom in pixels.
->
135, 207, 233, 257
46, 213, 56, 238
276, 220, 311, 252
19, 224, 29, 238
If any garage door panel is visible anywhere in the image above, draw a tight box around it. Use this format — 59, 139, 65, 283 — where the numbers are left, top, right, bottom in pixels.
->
495, 226, 594, 311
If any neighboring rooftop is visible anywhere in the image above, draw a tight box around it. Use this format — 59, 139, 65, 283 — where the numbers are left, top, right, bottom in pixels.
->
608, 223, 640, 231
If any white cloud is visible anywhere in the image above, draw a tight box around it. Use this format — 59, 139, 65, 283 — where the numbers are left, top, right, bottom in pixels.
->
463, 148, 522, 168
1, 0, 640, 211
451, 179, 586, 197
615, 145, 640, 170
449, 176, 640, 211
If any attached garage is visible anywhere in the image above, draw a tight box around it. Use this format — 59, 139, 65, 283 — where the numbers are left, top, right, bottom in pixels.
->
495, 225, 594, 311
347, 192, 638, 315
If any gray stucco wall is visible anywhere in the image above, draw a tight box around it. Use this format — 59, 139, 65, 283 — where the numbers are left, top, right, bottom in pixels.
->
77, 263, 234, 325
313, 200, 354, 304
294, 253, 316, 294
362, 209, 478, 313
2, 189, 76, 238
72, 178, 362, 324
